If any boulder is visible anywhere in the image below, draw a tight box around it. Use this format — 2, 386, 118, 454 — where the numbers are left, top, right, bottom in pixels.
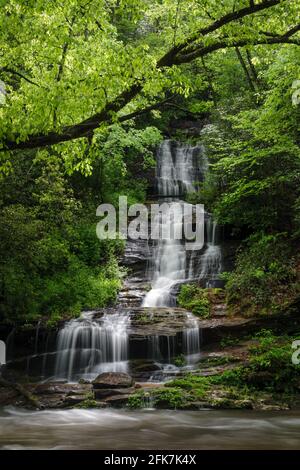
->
92, 372, 134, 389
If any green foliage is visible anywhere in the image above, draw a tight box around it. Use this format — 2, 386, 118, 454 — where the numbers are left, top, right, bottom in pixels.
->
151, 387, 186, 409
178, 285, 225, 318
220, 335, 239, 349
174, 354, 187, 367
178, 284, 210, 318
225, 233, 300, 316
211, 331, 300, 393
127, 391, 146, 409
166, 375, 209, 400
0, 148, 124, 324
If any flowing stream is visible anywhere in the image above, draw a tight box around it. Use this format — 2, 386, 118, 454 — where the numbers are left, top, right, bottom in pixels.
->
1, 407, 300, 450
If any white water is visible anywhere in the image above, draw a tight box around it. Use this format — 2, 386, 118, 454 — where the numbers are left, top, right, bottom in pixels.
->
183, 312, 201, 364
143, 140, 222, 309
157, 140, 207, 196
54, 311, 130, 381
142, 139, 223, 363
143, 201, 187, 307
197, 217, 222, 284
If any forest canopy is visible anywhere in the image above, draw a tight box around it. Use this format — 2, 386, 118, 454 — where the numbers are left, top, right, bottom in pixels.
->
0, 0, 299, 156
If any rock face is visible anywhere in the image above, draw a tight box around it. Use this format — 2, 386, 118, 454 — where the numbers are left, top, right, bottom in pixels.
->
128, 307, 193, 336
92, 372, 134, 389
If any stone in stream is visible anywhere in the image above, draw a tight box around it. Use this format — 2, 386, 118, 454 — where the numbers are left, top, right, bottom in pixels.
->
92, 372, 134, 389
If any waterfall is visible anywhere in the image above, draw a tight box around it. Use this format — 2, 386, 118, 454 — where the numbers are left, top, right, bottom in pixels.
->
143, 139, 222, 308
54, 311, 130, 381
142, 202, 186, 307
42, 139, 220, 381
183, 312, 201, 364
197, 216, 222, 285
156, 140, 207, 196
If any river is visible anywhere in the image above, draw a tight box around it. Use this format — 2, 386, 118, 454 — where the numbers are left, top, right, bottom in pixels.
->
0, 407, 300, 450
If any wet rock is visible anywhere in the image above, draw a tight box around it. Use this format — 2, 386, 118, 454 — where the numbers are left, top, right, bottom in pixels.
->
92, 372, 134, 389
78, 378, 91, 384
129, 359, 161, 373
253, 400, 290, 411
128, 307, 194, 336
94, 387, 135, 399
64, 395, 87, 405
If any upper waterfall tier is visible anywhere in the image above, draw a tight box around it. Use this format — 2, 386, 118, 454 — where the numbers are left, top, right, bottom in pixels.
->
156, 140, 207, 197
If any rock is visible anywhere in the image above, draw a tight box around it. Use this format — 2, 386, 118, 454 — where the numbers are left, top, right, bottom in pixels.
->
129, 360, 161, 373
246, 371, 274, 387
128, 307, 194, 337
92, 372, 134, 389
94, 387, 135, 399
78, 378, 91, 384
64, 395, 87, 405
104, 394, 131, 406
253, 399, 290, 411
34, 382, 92, 395
0, 387, 19, 406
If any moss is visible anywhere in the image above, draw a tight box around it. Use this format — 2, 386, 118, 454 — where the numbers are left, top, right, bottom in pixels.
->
127, 391, 145, 409
198, 355, 239, 367
174, 354, 187, 367
151, 387, 189, 409
178, 285, 225, 318
75, 399, 98, 408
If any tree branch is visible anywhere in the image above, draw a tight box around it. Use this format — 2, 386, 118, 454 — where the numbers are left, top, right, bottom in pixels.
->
1, 67, 42, 88
172, 23, 300, 64
157, 0, 282, 67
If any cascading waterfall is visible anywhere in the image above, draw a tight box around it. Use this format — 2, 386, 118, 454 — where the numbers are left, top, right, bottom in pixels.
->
183, 312, 201, 364
197, 217, 222, 285
34, 139, 221, 382
54, 311, 130, 381
142, 202, 186, 307
143, 140, 222, 307
157, 140, 207, 196
143, 139, 223, 363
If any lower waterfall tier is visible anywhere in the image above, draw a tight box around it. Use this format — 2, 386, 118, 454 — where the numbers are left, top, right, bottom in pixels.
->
4, 308, 201, 382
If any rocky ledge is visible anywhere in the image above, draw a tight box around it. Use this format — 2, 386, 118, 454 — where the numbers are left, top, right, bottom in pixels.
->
1, 369, 299, 412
